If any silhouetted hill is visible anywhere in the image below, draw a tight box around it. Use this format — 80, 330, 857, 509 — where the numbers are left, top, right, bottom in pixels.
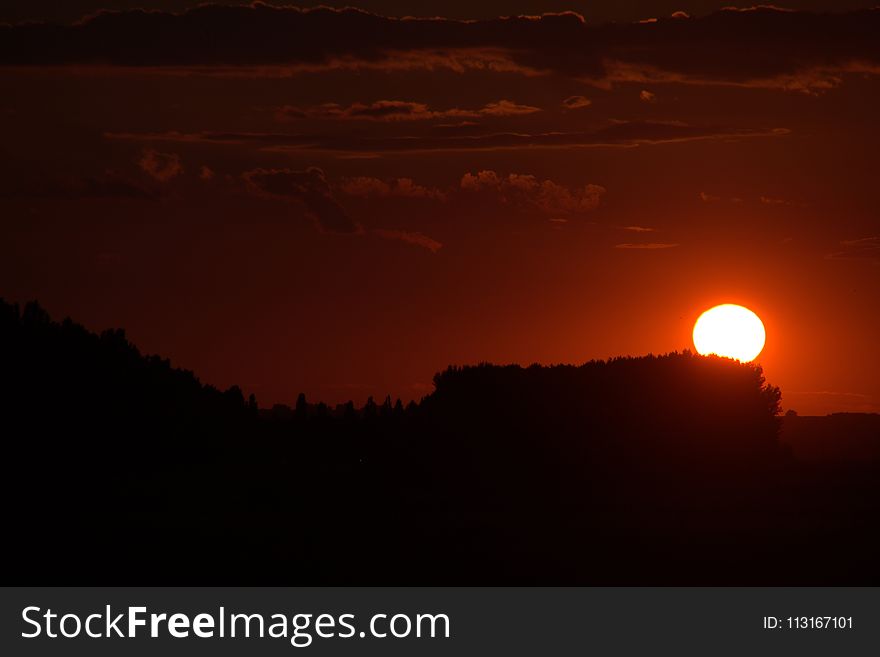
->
782, 413, 880, 463
2, 299, 878, 585
1, 299, 255, 467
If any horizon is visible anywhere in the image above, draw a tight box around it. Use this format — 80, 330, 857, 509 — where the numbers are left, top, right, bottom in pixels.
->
5, 295, 875, 418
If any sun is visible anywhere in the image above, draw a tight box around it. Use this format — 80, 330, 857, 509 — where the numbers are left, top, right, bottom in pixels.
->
692, 304, 766, 362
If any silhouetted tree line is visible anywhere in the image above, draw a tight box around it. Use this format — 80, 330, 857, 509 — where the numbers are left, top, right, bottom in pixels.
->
782, 412, 880, 464
2, 299, 878, 584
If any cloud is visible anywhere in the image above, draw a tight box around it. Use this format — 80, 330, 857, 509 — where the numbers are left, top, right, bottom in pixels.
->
199, 165, 215, 181
338, 177, 446, 201
621, 225, 656, 232
5, 5, 880, 92
105, 121, 788, 155
275, 99, 540, 122
333, 169, 605, 219
787, 390, 869, 398
639, 90, 657, 103
459, 170, 503, 191
479, 100, 542, 117
759, 195, 804, 207
784, 390, 876, 413
138, 149, 182, 182
0, 6, 595, 75
242, 167, 359, 234
614, 242, 679, 249
373, 229, 442, 253
700, 191, 804, 206
562, 95, 592, 109
1, 172, 158, 200
238, 167, 602, 237
826, 237, 880, 262
461, 170, 605, 215
300, 122, 787, 154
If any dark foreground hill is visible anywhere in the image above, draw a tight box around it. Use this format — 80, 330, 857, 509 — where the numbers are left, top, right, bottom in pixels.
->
782, 413, 880, 463
2, 299, 878, 584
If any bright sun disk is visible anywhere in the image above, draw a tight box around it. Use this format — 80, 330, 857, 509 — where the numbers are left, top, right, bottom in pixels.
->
692, 304, 766, 362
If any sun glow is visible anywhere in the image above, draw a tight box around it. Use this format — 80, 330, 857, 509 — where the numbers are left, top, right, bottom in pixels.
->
692, 304, 766, 362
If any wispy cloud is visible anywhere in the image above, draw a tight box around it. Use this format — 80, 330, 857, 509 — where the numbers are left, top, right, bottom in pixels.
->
242, 167, 359, 234
276, 99, 541, 122
373, 229, 442, 253
826, 236, 880, 262
7, 5, 880, 93
0, 172, 158, 200
562, 95, 592, 109
614, 242, 679, 250
338, 177, 446, 201
105, 122, 789, 155
460, 170, 605, 215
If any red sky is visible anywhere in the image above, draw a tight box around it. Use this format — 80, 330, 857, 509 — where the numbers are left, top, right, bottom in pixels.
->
1, 2, 879, 414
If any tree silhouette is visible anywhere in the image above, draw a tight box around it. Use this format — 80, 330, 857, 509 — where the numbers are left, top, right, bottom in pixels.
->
2, 297, 878, 585
295, 392, 308, 419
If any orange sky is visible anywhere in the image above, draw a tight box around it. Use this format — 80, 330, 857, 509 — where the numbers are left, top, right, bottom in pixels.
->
1, 3, 878, 414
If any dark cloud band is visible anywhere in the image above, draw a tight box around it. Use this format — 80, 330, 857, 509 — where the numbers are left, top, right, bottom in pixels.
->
105, 121, 789, 154
3, 4, 880, 90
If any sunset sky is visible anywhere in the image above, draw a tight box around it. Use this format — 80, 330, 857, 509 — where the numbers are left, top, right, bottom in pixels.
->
1, 2, 878, 414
